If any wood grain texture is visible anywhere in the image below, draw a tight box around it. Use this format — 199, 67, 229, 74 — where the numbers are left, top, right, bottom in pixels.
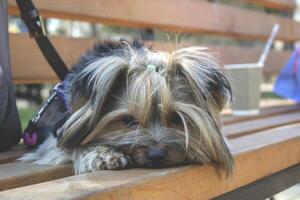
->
9, 34, 290, 83
242, 0, 296, 11
0, 108, 298, 192
223, 111, 300, 138
7, 0, 300, 42
0, 145, 28, 164
215, 163, 300, 200
0, 106, 294, 163
9, 34, 94, 83
0, 162, 73, 191
222, 104, 300, 125
1, 123, 300, 199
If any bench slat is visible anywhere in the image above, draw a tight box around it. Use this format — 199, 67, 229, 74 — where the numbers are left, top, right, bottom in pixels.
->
223, 111, 300, 139
0, 162, 72, 191
215, 163, 300, 200
0, 145, 28, 164
10, 34, 290, 84
0, 105, 294, 166
222, 104, 300, 125
1, 122, 300, 198
7, 0, 300, 42
0, 105, 296, 165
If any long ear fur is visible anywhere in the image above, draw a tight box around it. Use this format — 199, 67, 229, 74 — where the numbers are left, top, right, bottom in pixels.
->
168, 47, 232, 113
57, 40, 145, 148
57, 55, 128, 149
167, 47, 234, 175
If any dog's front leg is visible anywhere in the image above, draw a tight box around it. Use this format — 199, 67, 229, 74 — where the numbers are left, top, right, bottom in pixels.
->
72, 145, 131, 174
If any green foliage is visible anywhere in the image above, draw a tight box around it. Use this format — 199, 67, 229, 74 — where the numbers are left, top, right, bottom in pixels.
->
18, 107, 37, 131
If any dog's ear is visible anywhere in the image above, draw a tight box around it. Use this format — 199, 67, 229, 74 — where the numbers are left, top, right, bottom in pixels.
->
168, 47, 232, 113
168, 47, 234, 175
57, 42, 130, 149
66, 41, 130, 110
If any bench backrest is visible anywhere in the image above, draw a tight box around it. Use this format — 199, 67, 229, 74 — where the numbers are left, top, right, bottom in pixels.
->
7, 0, 297, 83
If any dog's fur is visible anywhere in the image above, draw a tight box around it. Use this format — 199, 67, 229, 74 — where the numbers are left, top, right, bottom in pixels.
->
21, 40, 234, 175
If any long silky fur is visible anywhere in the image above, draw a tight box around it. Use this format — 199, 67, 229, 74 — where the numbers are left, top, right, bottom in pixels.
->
21, 40, 234, 176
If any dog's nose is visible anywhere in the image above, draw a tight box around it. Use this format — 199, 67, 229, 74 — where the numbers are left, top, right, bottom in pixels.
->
147, 147, 167, 163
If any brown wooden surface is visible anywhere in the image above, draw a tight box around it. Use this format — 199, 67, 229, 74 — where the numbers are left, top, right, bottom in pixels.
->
0, 162, 73, 191
1, 123, 300, 199
242, 0, 296, 11
222, 104, 300, 125
9, 34, 290, 83
0, 105, 292, 164
7, 0, 300, 42
0, 145, 28, 164
10, 34, 94, 83
223, 111, 300, 139
215, 163, 300, 200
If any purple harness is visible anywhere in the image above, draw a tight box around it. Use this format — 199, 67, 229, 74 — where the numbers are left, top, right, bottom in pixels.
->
23, 83, 69, 147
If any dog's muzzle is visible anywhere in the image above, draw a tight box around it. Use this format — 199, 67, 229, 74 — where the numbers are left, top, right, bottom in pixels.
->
146, 147, 167, 167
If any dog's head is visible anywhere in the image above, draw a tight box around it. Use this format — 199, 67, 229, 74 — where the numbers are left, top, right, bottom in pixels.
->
58, 40, 234, 175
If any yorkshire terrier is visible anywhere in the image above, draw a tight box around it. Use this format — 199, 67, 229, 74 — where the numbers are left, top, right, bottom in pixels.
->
21, 40, 234, 175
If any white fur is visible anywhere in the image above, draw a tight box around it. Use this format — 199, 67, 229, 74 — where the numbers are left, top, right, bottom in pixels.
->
20, 135, 130, 175
72, 146, 130, 174
19, 135, 71, 166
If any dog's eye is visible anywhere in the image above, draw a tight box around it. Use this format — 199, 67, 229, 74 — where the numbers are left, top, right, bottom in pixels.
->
170, 113, 182, 125
122, 116, 139, 128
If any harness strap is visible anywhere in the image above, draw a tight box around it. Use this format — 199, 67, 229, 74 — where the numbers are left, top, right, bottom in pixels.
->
15, 0, 70, 80
23, 83, 69, 147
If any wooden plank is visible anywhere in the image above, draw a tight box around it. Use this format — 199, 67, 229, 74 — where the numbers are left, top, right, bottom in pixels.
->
9, 34, 94, 83
215, 163, 300, 200
1, 124, 300, 199
0, 104, 295, 194
222, 104, 300, 125
9, 34, 290, 83
0, 111, 293, 191
0, 145, 28, 164
156, 42, 291, 75
0, 162, 73, 191
242, 0, 296, 11
7, 0, 300, 42
223, 111, 300, 139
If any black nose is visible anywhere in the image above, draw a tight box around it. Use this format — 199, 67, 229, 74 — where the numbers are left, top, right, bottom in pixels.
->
147, 147, 167, 163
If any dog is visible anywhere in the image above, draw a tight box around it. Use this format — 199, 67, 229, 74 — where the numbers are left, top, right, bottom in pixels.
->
21, 40, 234, 175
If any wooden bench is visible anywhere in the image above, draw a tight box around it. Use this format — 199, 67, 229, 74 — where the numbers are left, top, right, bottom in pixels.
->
6, 0, 297, 83
1, 0, 300, 199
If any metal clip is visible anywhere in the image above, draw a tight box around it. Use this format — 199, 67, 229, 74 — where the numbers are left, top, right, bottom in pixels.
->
20, 9, 45, 38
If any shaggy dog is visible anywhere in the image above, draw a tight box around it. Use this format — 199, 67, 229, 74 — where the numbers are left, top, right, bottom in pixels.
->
21, 40, 234, 175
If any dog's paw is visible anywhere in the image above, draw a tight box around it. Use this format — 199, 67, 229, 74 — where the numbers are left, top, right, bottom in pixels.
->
92, 150, 131, 170
75, 146, 132, 173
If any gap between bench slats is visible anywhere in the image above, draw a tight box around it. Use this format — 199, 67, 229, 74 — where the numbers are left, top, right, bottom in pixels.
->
214, 163, 300, 200
1, 123, 300, 199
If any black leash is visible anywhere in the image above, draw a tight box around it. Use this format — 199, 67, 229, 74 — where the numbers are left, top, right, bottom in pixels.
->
15, 0, 71, 147
15, 0, 70, 80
